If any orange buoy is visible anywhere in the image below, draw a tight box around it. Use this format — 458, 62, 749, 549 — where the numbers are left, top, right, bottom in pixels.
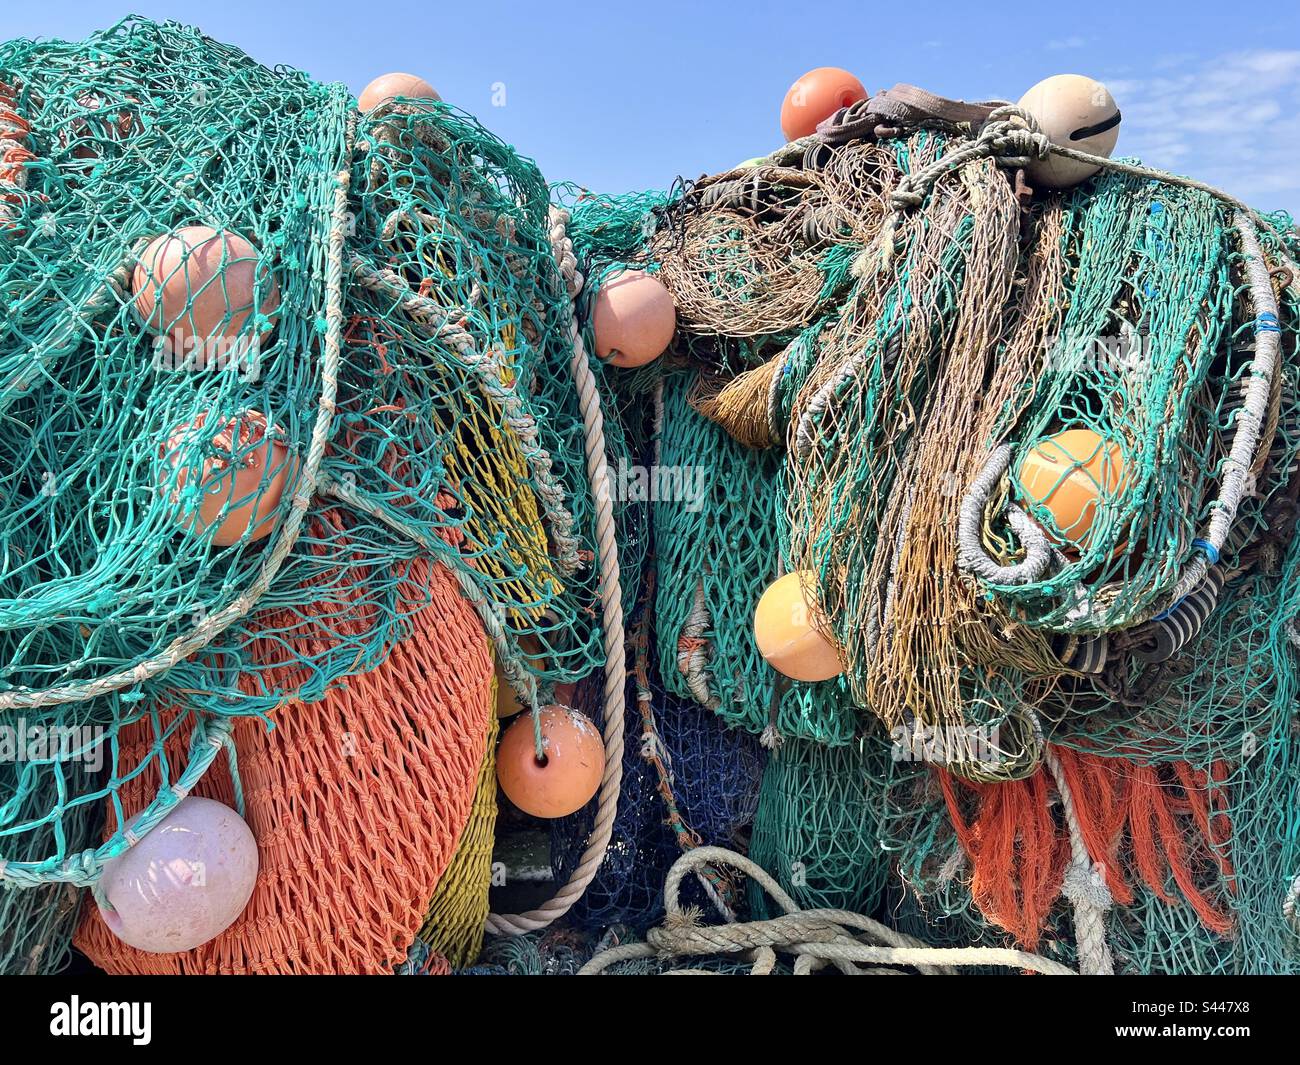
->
1015, 428, 1126, 551
753, 570, 843, 683
496, 705, 604, 818
133, 227, 280, 365
161, 410, 297, 547
592, 270, 676, 368
67, 91, 141, 161
359, 73, 441, 112
780, 67, 868, 141
1017, 75, 1120, 189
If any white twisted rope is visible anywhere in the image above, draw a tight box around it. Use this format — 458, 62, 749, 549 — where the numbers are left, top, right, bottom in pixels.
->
579, 846, 1078, 975
1043, 748, 1115, 975
484, 206, 627, 934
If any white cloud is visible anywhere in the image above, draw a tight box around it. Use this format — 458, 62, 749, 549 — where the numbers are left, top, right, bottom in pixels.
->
1099, 49, 1300, 214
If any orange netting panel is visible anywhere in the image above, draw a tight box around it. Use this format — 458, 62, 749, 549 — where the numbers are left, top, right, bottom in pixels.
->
75, 556, 492, 974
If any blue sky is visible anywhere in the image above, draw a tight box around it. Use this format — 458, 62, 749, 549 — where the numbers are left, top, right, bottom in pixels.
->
6, 2, 1300, 214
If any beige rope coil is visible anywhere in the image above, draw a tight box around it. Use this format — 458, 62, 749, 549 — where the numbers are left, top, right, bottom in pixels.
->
579, 846, 1078, 975
484, 206, 628, 935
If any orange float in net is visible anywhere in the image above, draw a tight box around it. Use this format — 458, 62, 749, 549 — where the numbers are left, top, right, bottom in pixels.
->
75, 556, 492, 975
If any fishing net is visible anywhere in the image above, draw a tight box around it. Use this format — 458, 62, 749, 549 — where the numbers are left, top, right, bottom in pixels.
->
0, 15, 627, 929
74, 557, 492, 974
5, 15, 1300, 979
572, 89, 1300, 974
0, 764, 100, 974
561, 185, 861, 745
418, 675, 500, 968
653, 371, 858, 744
748, 733, 896, 919
548, 584, 766, 932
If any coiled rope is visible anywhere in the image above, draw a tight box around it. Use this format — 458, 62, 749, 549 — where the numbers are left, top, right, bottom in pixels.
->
579, 846, 1078, 975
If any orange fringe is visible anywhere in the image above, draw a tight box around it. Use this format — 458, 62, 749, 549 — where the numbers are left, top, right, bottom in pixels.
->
938, 746, 1235, 948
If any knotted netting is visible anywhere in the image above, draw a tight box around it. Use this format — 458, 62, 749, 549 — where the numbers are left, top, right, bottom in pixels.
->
561, 88, 1300, 974
0, 16, 635, 969
547, 575, 766, 932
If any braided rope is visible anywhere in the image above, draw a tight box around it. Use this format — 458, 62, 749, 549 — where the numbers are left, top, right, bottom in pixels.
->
956, 443, 1053, 583
484, 206, 627, 934
579, 846, 1078, 975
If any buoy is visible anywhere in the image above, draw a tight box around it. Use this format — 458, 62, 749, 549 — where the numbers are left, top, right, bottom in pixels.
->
1015, 428, 1126, 551
359, 72, 441, 112
161, 410, 296, 547
67, 91, 141, 161
753, 570, 843, 683
1017, 74, 1120, 189
133, 227, 280, 365
780, 67, 868, 142
496, 705, 604, 818
97, 797, 258, 954
592, 270, 676, 368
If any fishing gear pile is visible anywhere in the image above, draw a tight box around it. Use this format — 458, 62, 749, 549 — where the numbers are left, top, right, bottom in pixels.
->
0, 17, 637, 973
564, 71, 1300, 974
2, 22, 1298, 976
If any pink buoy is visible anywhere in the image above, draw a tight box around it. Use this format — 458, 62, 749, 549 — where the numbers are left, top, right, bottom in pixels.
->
358, 72, 441, 112
160, 409, 297, 546
132, 226, 280, 367
97, 797, 258, 954
592, 270, 676, 368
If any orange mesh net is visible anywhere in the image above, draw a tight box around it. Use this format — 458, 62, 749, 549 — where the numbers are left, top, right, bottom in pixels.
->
75, 556, 492, 974
938, 746, 1235, 949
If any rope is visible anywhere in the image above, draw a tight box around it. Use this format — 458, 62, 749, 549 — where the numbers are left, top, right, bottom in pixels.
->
580, 846, 1077, 975
957, 443, 1053, 584
484, 206, 627, 934
1044, 748, 1115, 975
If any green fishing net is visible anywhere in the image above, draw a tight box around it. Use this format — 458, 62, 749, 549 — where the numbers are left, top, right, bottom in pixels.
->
4, 17, 1299, 980
0, 18, 646, 969
568, 108, 1300, 974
